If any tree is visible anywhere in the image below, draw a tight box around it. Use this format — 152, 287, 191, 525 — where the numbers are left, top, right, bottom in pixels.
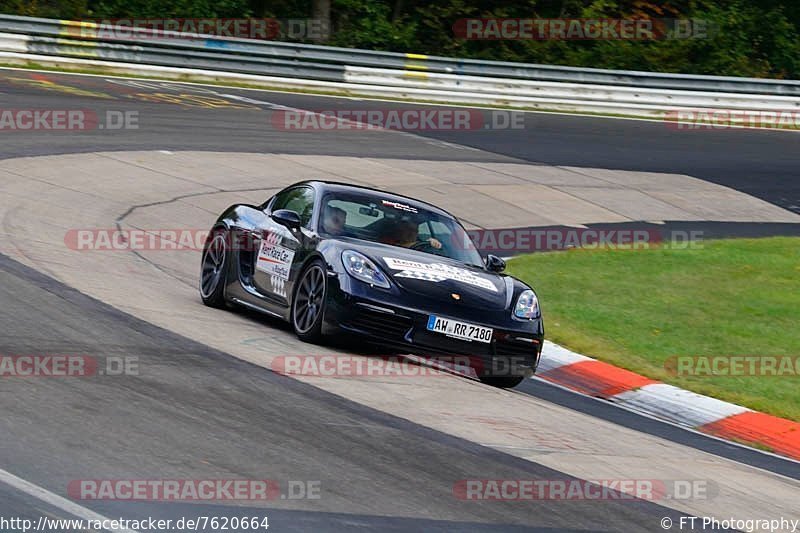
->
312, 0, 331, 42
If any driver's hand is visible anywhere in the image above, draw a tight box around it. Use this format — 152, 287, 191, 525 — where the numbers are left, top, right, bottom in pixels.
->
429, 238, 442, 249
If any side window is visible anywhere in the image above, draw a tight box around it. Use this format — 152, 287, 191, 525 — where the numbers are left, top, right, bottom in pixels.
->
419, 220, 450, 242
417, 222, 432, 240
271, 187, 315, 228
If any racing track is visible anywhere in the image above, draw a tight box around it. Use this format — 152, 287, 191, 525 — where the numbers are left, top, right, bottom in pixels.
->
2, 68, 800, 216
1, 67, 799, 531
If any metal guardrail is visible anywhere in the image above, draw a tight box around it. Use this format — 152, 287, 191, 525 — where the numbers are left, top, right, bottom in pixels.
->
2, 13, 800, 96
1, 13, 800, 118
22, 33, 348, 82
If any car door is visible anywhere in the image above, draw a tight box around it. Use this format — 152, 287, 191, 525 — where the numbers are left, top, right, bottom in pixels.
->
252, 186, 316, 305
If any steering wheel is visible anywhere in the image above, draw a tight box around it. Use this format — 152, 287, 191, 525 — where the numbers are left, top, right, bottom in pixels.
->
410, 240, 435, 251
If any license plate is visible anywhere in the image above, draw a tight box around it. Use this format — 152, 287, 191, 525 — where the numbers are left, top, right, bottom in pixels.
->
426, 315, 493, 344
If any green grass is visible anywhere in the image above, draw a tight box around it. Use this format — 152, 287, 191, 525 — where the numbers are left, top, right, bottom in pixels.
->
507, 237, 800, 421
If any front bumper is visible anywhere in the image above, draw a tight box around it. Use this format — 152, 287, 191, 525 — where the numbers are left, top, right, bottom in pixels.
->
323, 273, 544, 377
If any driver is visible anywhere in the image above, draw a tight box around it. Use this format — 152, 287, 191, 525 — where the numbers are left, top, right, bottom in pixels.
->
322, 205, 347, 236
382, 219, 442, 249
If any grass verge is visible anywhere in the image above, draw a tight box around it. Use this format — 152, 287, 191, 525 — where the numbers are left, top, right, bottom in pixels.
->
506, 237, 800, 421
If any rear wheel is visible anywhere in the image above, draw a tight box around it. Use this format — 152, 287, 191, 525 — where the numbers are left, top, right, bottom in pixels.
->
292, 260, 327, 343
200, 230, 229, 308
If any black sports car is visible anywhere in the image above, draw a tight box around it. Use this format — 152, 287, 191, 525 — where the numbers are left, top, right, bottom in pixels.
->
200, 181, 544, 388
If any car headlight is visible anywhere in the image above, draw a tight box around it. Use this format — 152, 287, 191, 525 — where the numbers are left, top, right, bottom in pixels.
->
514, 289, 540, 319
342, 250, 390, 289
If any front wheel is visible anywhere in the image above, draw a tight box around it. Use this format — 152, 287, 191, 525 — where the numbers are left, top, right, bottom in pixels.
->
479, 376, 525, 389
292, 260, 327, 343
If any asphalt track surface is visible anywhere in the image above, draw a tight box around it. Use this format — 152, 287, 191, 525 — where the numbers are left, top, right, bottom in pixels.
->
0, 250, 699, 532
1, 67, 799, 531
0, 68, 799, 215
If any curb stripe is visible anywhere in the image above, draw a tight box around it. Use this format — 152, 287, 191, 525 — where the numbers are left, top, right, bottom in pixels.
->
613, 383, 750, 427
539, 341, 800, 462
538, 360, 657, 397
700, 412, 800, 459
538, 340, 593, 372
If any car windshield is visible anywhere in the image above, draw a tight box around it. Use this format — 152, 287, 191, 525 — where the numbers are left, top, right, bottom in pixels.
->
318, 191, 485, 267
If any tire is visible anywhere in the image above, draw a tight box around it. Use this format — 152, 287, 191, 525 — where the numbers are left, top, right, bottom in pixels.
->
200, 229, 229, 308
291, 259, 327, 343
478, 375, 525, 389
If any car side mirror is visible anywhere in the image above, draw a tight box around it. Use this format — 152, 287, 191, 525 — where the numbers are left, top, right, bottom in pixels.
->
271, 209, 302, 230
485, 254, 506, 273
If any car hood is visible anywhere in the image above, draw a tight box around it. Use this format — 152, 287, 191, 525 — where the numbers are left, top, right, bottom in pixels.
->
349, 242, 510, 311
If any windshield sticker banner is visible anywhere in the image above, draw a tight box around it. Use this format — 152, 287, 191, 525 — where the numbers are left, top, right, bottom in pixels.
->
381, 200, 418, 213
383, 257, 498, 292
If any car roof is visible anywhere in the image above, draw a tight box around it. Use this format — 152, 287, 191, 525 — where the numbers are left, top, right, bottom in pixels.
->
298, 180, 456, 219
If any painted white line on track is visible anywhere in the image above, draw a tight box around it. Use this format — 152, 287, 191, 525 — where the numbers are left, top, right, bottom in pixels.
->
217, 92, 298, 111
217, 91, 484, 152
0, 467, 140, 533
